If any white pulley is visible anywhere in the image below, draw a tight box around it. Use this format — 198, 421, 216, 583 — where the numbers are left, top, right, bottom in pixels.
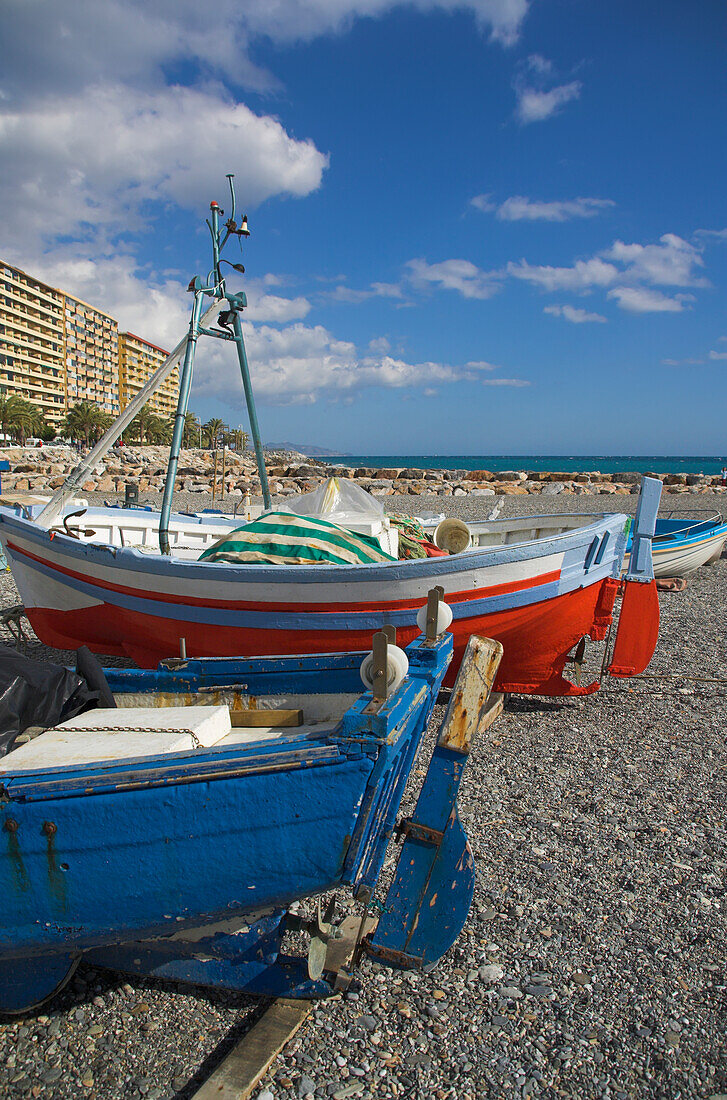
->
360, 644, 409, 693
416, 599, 453, 635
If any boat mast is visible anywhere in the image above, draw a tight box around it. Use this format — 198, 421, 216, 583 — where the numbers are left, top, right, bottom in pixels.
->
158, 175, 271, 553
36, 176, 272, 539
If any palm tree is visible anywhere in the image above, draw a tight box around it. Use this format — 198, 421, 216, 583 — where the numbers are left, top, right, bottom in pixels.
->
62, 401, 106, 446
91, 411, 114, 443
0, 394, 28, 443
139, 406, 156, 444
182, 411, 200, 448
146, 414, 172, 444
5, 397, 45, 444
202, 418, 224, 450
232, 428, 249, 452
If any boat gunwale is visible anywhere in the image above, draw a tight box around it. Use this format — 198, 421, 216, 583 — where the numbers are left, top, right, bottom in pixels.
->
0, 508, 629, 585
651, 512, 726, 544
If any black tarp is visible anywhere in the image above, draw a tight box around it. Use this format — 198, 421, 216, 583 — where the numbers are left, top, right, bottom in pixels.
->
0, 644, 105, 757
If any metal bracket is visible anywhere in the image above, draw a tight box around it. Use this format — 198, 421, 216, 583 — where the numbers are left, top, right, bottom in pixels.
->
395, 818, 445, 847
424, 586, 445, 645
361, 939, 424, 969
364, 631, 389, 713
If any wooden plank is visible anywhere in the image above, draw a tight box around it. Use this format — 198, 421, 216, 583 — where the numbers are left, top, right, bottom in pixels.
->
191, 998, 311, 1100
480, 692, 504, 735
229, 709, 303, 728
324, 913, 378, 976
438, 635, 503, 754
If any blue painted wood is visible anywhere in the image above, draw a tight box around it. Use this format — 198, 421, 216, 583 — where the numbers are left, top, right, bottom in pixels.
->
104, 651, 365, 697
365, 743, 475, 969
625, 476, 662, 582
0, 631, 456, 1009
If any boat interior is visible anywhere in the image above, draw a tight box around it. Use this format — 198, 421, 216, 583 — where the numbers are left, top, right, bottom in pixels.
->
652, 510, 726, 541
1, 499, 620, 561
0, 689, 362, 774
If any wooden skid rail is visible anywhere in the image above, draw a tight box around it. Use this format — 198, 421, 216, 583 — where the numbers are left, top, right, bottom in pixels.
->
190, 998, 311, 1100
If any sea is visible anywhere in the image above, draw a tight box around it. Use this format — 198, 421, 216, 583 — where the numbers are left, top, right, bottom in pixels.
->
320, 455, 727, 476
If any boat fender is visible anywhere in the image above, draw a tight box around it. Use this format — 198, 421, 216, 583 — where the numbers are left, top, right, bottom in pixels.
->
416, 600, 453, 636
360, 644, 409, 693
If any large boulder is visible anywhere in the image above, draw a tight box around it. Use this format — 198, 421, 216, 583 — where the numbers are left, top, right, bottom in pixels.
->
463, 469, 495, 482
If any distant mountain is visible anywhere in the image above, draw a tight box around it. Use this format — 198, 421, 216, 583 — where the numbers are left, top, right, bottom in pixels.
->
269, 442, 348, 457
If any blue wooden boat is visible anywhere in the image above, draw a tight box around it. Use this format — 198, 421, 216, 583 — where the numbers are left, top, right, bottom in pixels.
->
625, 510, 727, 577
0, 602, 502, 1014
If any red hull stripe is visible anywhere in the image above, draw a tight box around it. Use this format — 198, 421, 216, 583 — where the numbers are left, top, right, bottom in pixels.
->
27, 578, 610, 697
6, 539, 561, 613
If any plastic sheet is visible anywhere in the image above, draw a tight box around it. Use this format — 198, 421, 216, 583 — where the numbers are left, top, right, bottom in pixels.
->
278, 477, 384, 524
0, 644, 102, 757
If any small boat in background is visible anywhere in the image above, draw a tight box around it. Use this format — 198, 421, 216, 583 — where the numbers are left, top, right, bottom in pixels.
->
625, 510, 727, 577
0, 600, 502, 1014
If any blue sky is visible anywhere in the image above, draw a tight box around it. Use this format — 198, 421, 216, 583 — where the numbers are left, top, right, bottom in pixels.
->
1, 0, 726, 454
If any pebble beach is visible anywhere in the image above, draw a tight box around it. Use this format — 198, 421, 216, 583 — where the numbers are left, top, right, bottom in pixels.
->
0, 486, 725, 1100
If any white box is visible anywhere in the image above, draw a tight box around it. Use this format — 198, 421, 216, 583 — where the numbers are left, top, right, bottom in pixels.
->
1, 706, 232, 771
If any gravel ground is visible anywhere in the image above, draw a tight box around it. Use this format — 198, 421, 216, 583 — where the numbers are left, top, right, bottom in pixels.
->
0, 491, 725, 1100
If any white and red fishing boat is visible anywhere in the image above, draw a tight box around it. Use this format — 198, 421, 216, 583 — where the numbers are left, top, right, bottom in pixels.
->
0, 179, 662, 695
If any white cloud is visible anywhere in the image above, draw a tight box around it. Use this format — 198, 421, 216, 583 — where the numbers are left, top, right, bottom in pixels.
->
507, 231, 709, 319
709, 350, 727, 360
471, 194, 496, 213
482, 378, 530, 386
407, 258, 500, 299
0, 0, 530, 106
694, 228, 727, 242
544, 304, 607, 323
244, 286, 312, 323
328, 282, 404, 304
0, 84, 328, 249
603, 234, 706, 287
513, 57, 581, 124
607, 287, 693, 313
661, 358, 704, 366
237, 0, 530, 49
464, 360, 498, 372
193, 321, 527, 404
515, 82, 582, 123
508, 257, 618, 291
492, 196, 614, 222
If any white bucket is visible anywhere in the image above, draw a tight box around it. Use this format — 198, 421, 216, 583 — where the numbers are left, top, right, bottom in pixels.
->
434, 517, 472, 554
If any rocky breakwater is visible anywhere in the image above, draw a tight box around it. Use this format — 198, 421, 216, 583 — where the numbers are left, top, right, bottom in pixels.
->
0, 445, 305, 498
273, 464, 724, 497
0, 447, 724, 498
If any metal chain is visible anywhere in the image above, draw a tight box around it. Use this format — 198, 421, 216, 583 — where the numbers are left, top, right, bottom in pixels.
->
60, 726, 203, 746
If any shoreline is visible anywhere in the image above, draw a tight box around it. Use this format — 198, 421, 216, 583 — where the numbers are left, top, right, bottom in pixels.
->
1, 445, 725, 501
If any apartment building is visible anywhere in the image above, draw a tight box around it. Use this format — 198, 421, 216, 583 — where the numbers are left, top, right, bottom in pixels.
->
65, 297, 119, 415
0, 262, 68, 422
0, 260, 178, 426
118, 331, 177, 418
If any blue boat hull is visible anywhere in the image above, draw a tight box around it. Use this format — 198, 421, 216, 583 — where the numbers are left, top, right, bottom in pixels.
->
0, 634, 457, 1010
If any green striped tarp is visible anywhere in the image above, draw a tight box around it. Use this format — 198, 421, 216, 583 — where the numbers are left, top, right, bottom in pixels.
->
199, 511, 397, 566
